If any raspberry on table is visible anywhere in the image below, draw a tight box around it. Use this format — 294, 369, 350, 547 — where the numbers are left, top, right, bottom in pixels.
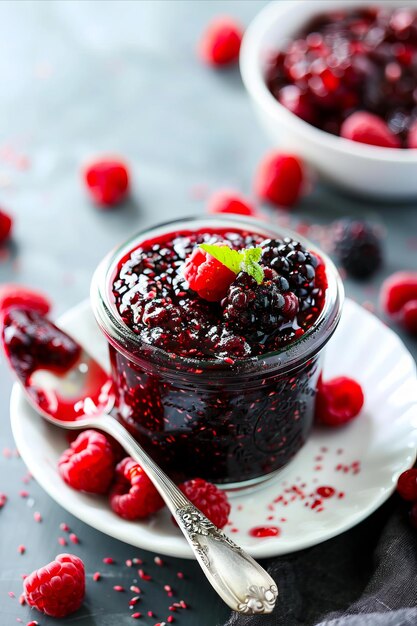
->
207, 190, 256, 217
183, 245, 236, 302
23, 553, 85, 618
380, 271, 417, 316
397, 469, 417, 502
340, 111, 401, 148
109, 457, 164, 520
332, 219, 383, 279
199, 17, 243, 67
315, 376, 364, 427
0, 208, 13, 243
254, 153, 304, 208
402, 300, 417, 335
83, 158, 129, 207
179, 478, 230, 529
58, 430, 116, 494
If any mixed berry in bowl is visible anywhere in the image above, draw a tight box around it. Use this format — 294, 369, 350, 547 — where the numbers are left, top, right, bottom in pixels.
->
265, 6, 417, 148
91, 217, 343, 488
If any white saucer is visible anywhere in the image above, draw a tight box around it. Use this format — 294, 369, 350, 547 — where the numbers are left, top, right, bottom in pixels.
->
10, 299, 417, 559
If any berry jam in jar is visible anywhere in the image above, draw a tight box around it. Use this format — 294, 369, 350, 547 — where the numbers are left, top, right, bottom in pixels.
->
91, 217, 343, 488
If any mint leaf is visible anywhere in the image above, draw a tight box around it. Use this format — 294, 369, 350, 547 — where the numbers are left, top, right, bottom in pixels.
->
199, 243, 265, 285
199, 244, 243, 274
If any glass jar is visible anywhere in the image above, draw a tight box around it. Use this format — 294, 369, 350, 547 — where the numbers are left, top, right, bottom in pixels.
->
91, 216, 344, 489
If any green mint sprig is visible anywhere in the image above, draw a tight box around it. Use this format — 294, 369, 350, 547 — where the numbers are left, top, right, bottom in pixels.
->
199, 243, 264, 285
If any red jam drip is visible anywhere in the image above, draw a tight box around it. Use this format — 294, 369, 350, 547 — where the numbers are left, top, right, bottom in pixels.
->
316, 486, 336, 498
265, 7, 417, 146
2, 308, 113, 421
249, 526, 281, 538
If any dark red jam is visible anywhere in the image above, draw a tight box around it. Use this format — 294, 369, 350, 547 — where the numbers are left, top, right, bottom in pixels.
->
2, 308, 111, 421
266, 6, 417, 146
112, 228, 326, 359
108, 227, 327, 485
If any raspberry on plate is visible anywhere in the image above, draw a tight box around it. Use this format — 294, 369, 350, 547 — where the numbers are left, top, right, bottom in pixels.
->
0, 209, 13, 243
254, 153, 304, 208
340, 112, 401, 148
0, 284, 51, 316
332, 219, 383, 279
199, 17, 243, 67
179, 478, 230, 529
24, 553, 85, 618
397, 469, 417, 502
315, 376, 364, 427
183, 245, 236, 302
207, 190, 256, 217
109, 457, 164, 520
83, 158, 129, 207
58, 429, 115, 494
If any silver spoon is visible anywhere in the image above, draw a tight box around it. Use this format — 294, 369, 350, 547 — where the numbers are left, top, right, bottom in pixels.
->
2, 309, 278, 616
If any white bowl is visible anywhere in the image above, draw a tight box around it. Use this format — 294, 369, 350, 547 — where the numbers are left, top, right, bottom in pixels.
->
240, 0, 417, 199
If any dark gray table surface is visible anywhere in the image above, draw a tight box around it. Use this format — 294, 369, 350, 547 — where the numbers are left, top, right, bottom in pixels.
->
0, 2, 416, 625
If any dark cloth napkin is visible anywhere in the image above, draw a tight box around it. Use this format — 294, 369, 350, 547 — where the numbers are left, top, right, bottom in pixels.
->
225, 497, 417, 626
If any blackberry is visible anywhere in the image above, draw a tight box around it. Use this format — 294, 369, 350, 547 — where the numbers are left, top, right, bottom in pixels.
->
222, 271, 298, 336
332, 219, 383, 279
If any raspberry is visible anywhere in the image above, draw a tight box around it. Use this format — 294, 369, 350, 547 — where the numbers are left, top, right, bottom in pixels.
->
332, 219, 383, 279
380, 272, 417, 316
397, 469, 417, 501
207, 190, 256, 217
0, 209, 12, 243
199, 17, 243, 67
109, 457, 164, 520
179, 478, 230, 528
58, 430, 115, 494
254, 153, 304, 208
23, 553, 85, 618
183, 245, 235, 302
315, 376, 364, 427
340, 112, 401, 148
0, 284, 51, 316
222, 270, 298, 336
407, 120, 417, 149
402, 300, 417, 335
83, 159, 129, 207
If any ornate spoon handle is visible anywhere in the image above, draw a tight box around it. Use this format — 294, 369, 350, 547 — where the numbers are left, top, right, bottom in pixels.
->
94, 414, 278, 615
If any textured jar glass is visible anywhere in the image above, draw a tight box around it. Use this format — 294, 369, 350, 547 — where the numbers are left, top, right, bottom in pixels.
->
91, 216, 344, 489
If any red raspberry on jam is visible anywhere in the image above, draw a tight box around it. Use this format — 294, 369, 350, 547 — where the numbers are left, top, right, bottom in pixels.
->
315, 376, 364, 427
183, 245, 236, 302
179, 478, 230, 529
109, 457, 164, 520
23, 553, 85, 618
340, 112, 400, 148
83, 158, 129, 207
58, 430, 116, 494
207, 190, 256, 217
397, 469, 417, 502
0, 208, 12, 243
254, 153, 304, 208
199, 17, 243, 67
0, 284, 51, 316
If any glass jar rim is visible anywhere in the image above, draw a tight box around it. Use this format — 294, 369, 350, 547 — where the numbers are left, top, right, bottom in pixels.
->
90, 215, 344, 381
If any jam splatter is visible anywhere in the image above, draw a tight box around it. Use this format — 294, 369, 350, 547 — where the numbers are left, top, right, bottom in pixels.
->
249, 526, 281, 538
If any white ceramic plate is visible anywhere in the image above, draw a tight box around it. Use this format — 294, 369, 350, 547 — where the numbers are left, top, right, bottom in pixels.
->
10, 299, 417, 559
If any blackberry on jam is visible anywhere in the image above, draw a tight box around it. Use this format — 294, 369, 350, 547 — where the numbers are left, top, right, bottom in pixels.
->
332, 219, 383, 279
222, 270, 298, 338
